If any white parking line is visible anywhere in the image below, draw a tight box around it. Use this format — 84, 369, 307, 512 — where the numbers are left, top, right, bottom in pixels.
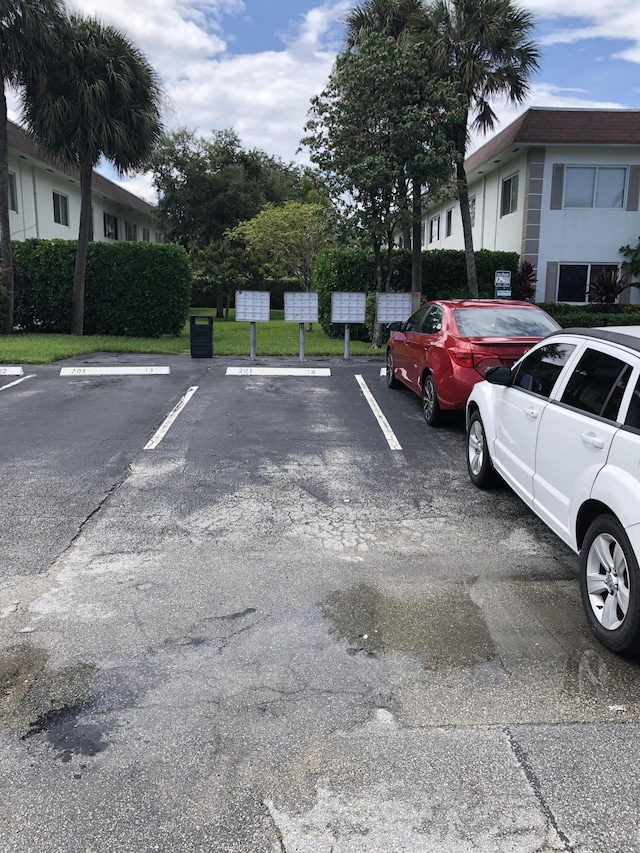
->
0, 374, 35, 392
60, 366, 170, 376
354, 375, 402, 451
226, 367, 331, 377
144, 386, 199, 450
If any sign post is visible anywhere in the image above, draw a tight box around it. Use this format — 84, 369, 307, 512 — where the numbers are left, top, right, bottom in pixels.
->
494, 270, 512, 300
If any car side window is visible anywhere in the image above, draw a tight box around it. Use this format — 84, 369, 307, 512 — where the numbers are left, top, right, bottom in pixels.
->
404, 307, 429, 332
421, 306, 443, 334
625, 377, 640, 430
560, 349, 632, 421
513, 343, 576, 398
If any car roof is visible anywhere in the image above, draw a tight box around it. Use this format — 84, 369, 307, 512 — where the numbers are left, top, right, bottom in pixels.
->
548, 326, 640, 353
428, 299, 543, 310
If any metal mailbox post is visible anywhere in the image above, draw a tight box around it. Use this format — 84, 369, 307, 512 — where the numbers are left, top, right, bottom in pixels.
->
331, 292, 367, 360
235, 291, 271, 360
284, 292, 319, 361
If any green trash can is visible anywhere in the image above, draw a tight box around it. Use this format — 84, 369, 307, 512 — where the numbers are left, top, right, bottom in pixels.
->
190, 315, 213, 358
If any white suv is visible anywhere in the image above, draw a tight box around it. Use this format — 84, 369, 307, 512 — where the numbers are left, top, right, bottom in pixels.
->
466, 326, 640, 654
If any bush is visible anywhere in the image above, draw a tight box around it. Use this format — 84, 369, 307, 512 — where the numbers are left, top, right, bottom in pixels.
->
314, 247, 521, 340
14, 239, 192, 336
538, 302, 640, 328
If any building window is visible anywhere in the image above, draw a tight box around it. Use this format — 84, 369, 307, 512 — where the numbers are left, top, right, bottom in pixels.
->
8, 172, 18, 213
142, 227, 150, 242
469, 195, 476, 228
501, 174, 519, 217
429, 216, 440, 243
125, 221, 138, 241
155, 232, 163, 243
564, 166, 626, 209
445, 209, 453, 237
52, 191, 69, 226
104, 213, 119, 240
557, 263, 619, 303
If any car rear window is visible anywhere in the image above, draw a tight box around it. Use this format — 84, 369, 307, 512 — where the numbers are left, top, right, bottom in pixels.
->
453, 307, 558, 338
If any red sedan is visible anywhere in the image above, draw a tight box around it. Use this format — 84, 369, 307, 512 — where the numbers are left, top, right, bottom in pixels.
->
386, 299, 561, 425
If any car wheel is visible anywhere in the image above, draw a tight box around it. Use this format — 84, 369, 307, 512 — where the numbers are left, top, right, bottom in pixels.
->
467, 411, 497, 488
386, 351, 401, 389
579, 514, 640, 654
422, 374, 442, 426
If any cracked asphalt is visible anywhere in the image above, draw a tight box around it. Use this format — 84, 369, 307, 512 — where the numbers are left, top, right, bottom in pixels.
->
1, 352, 640, 852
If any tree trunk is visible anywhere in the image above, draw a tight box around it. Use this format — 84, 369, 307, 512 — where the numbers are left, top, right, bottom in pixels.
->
457, 158, 478, 299
412, 179, 422, 310
72, 160, 93, 336
0, 90, 14, 334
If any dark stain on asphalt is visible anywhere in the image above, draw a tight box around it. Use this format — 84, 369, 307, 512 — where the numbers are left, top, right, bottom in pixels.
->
24, 704, 109, 763
320, 583, 495, 671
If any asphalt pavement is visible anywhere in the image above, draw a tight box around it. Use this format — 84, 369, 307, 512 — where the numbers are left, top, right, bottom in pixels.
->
1, 351, 639, 852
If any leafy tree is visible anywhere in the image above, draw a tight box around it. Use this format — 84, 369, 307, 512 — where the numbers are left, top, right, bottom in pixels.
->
344, 0, 427, 305
146, 128, 307, 249
228, 201, 335, 293
302, 33, 463, 343
0, 0, 65, 334
417, 0, 540, 297
22, 12, 163, 335
620, 237, 640, 281
190, 240, 265, 318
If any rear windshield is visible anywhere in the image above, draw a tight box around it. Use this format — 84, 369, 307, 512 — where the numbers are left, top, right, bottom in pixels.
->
453, 307, 559, 338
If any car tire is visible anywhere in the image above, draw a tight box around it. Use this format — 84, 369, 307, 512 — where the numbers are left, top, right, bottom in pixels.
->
386, 350, 401, 389
422, 374, 443, 426
467, 411, 497, 489
579, 514, 640, 654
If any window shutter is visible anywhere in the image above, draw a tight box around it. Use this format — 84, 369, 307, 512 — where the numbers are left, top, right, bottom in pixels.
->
626, 166, 640, 211
550, 165, 564, 210
545, 262, 559, 302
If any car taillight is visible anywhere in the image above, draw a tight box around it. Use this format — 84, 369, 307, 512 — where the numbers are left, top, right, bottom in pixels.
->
449, 346, 501, 372
449, 346, 476, 368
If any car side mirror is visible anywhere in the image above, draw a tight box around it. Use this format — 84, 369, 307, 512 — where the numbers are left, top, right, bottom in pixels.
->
388, 321, 403, 332
485, 365, 512, 385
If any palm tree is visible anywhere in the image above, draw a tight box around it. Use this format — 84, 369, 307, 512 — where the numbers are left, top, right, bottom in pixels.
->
344, 0, 427, 307
420, 0, 540, 296
0, 0, 65, 334
21, 13, 163, 335
344, 0, 423, 46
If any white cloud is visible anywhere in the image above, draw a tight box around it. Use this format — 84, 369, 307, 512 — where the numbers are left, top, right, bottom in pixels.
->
22, 0, 640, 199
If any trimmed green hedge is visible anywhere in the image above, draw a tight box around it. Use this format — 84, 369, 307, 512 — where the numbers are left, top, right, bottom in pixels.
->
314, 247, 520, 339
14, 239, 191, 336
538, 301, 640, 328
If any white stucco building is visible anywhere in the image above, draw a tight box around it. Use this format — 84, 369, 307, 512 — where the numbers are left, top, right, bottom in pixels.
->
6, 120, 159, 245
422, 108, 640, 303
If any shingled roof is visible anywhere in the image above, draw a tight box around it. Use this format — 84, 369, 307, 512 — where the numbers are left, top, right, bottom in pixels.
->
465, 107, 640, 175
8, 119, 155, 216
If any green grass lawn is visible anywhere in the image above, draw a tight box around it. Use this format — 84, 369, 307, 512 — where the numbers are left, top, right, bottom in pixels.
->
0, 309, 383, 364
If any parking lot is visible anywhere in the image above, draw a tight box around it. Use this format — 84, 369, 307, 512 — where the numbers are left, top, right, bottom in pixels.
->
1, 353, 640, 852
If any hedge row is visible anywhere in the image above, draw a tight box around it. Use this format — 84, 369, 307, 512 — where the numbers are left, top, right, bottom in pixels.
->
314, 247, 520, 339
538, 301, 640, 328
13, 239, 191, 337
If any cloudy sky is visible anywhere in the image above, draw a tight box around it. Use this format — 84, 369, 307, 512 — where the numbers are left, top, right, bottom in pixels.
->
19, 0, 640, 200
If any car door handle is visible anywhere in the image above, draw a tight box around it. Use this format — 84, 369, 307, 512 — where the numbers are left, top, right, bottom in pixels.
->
581, 432, 605, 449
525, 407, 539, 419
